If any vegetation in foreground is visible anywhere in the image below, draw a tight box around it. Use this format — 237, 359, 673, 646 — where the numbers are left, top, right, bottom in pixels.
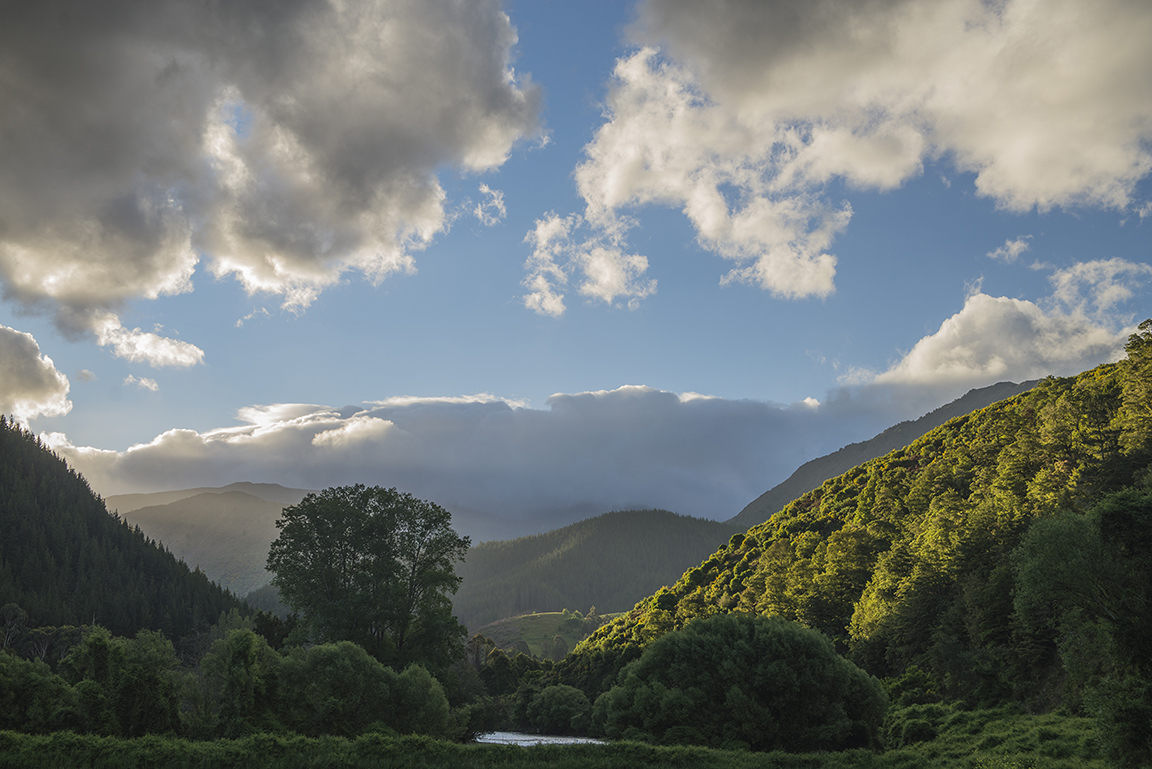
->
0, 708, 1107, 769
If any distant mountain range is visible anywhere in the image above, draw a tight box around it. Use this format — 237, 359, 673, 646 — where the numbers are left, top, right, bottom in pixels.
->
106, 481, 312, 514
112, 489, 294, 596
97, 379, 1038, 624
726, 379, 1038, 530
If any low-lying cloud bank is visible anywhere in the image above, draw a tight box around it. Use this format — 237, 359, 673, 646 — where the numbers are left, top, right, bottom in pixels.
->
47, 312, 1133, 527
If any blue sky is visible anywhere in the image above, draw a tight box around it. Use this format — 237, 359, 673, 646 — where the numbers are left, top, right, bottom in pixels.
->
2, 0, 1149, 538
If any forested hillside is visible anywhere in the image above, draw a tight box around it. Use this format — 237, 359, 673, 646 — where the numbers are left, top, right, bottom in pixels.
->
729, 380, 1038, 529
559, 322, 1152, 724
0, 418, 243, 641
453, 510, 738, 631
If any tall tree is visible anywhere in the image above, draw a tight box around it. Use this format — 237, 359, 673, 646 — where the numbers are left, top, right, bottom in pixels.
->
266, 485, 470, 671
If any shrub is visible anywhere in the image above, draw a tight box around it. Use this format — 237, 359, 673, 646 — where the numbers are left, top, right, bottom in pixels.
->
593, 613, 888, 752
527, 685, 591, 735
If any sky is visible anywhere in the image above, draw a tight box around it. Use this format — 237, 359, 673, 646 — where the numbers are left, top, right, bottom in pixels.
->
2, 0, 1150, 539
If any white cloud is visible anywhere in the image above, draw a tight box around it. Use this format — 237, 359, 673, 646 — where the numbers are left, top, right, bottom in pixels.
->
124, 374, 160, 392
0, 0, 540, 344
0, 325, 72, 422
1048, 258, 1152, 319
235, 308, 270, 329
76, 369, 96, 383
472, 184, 507, 227
522, 213, 574, 317
44, 251, 1148, 533
870, 293, 1125, 389
572, 48, 847, 300
637, 0, 1152, 212
987, 236, 1032, 263
577, 245, 656, 308
312, 415, 395, 448
545, 0, 1152, 304
521, 212, 656, 316
863, 258, 1150, 392
93, 313, 204, 368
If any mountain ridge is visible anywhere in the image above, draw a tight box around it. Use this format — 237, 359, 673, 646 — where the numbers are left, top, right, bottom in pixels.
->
106, 481, 313, 514
728, 379, 1039, 529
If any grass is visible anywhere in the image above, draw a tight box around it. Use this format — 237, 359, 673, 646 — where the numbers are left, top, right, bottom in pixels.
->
883, 703, 1103, 768
0, 707, 1108, 768
476, 611, 622, 659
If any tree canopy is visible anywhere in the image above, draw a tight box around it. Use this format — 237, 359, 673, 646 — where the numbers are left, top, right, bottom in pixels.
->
593, 613, 887, 752
266, 485, 470, 672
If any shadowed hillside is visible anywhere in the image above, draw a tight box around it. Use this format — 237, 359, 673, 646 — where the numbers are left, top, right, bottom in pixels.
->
453, 509, 738, 631
0, 418, 243, 640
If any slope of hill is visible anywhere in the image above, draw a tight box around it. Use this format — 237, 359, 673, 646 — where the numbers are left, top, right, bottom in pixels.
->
560, 341, 1152, 707
0, 418, 243, 639
453, 509, 739, 631
118, 491, 286, 596
728, 379, 1038, 530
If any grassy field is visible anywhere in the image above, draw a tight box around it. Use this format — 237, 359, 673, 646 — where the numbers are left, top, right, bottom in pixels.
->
476, 611, 622, 659
0, 706, 1106, 769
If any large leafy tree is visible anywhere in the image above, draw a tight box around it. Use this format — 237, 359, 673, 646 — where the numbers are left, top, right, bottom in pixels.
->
266, 485, 470, 671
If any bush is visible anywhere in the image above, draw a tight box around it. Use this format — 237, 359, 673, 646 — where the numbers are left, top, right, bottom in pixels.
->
593, 613, 888, 752
527, 685, 591, 735
0, 651, 78, 733
276, 641, 399, 737
899, 718, 937, 745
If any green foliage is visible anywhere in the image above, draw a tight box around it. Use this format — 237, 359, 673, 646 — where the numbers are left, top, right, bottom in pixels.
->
882, 702, 1101, 765
59, 627, 182, 737
393, 663, 451, 738
0, 724, 1112, 768
0, 418, 243, 641
1013, 484, 1152, 766
266, 485, 469, 672
527, 684, 592, 734
454, 509, 738, 631
0, 651, 78, 733
593, 613, 887, 752
276, 640, 400, 737
194, 629, 283, 737
1119, 319, 1152, 457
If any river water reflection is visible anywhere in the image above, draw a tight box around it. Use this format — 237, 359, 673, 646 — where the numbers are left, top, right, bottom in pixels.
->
476, 732, 606, 746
